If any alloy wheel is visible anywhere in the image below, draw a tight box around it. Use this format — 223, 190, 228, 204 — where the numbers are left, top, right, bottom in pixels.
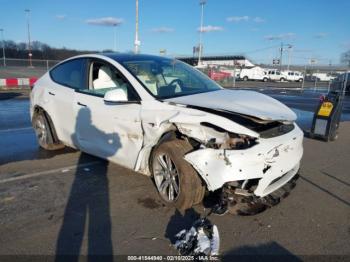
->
153, 153, 180, 202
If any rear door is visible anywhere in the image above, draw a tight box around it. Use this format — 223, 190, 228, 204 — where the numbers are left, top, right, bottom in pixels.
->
47, 58, 87, 146
73, 58, 143, 169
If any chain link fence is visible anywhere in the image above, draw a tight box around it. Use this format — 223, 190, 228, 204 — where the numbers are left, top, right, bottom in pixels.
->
0, 58, 61, 70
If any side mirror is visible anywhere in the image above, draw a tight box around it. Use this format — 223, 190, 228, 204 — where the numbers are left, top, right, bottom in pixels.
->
104, 89, 128, 103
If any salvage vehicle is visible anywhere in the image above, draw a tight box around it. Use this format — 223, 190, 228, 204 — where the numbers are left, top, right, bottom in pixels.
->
207, 68, 231, 82
30, 54, 303, 214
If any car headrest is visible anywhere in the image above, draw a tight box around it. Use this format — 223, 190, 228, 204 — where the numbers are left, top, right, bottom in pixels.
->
98, 66, 113, 81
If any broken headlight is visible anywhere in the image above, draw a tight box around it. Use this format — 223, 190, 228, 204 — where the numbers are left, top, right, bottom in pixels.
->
206, 134, 257, 150
220, 134, 257, 149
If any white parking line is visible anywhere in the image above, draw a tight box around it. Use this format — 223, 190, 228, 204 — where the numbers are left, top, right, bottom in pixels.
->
0, 161, 101, 184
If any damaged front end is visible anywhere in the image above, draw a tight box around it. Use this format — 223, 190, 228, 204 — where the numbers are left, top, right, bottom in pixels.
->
136, 98, 303, 214
173, 107, 304, 214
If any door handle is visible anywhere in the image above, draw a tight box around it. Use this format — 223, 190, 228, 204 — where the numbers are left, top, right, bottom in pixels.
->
48, 92, 55, 96
77, 102, 87, 107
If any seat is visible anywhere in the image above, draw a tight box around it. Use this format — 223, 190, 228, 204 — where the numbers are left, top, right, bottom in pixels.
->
93, 66, 119, 90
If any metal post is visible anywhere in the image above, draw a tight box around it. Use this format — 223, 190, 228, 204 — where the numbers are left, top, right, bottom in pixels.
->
46, 60, 49, 71
279, 42, 283, 71
233, 63, 236, 88
342, 72, 348, 97
314, 69, 318, 91
113, 24, 117, 52
327, 60, 332, 93
0, 29, 5, 66
25, 9, 33, 67
301, 64, 306, 90
198, 0, 206, 66
134, 0, 140, 54
287, 45, 292, 71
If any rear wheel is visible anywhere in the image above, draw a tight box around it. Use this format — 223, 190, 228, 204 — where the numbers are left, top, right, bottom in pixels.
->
151, 139, 205, 210
280, 77, 286, 82
32, 111, 64, 150
263, 77, 268, 82
243, 76, 248, 81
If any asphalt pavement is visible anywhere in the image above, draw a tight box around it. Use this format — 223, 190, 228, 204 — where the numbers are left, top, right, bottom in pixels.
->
0, 87, 349, 259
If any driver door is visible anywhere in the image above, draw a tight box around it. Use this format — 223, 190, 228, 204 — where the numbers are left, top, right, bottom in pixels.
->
73, 58, 143, 170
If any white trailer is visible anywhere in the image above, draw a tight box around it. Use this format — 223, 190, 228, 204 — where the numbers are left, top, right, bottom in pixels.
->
239, 67, 269, 82
312, 73, 336, 82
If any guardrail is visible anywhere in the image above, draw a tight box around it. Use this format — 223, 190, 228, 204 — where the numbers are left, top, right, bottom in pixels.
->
0, 77, 37, 87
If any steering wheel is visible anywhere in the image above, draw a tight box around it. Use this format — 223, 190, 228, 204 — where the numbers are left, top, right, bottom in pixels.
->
168, 79, 184, 89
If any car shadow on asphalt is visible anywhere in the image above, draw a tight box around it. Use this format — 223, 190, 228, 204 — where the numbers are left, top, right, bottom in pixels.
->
55, 107, 120, 261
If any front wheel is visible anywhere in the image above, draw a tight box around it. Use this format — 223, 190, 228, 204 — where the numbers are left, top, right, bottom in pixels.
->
151, 139, 205, 210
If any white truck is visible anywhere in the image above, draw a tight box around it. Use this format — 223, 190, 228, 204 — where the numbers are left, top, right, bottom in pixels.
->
282, 71, 304, 82
239, 67, 269, 82
267, 69, 283, 82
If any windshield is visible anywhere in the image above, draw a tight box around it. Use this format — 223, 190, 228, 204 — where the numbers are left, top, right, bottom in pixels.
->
120, 57, 221, 99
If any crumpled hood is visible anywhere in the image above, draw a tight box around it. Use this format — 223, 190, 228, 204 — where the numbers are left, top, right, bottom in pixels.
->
166, 89, 297, 121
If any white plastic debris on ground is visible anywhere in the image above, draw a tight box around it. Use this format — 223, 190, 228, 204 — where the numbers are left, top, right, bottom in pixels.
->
174, 218, 220, 256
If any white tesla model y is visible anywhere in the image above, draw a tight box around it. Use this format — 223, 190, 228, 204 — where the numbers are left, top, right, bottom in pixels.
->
30, 54, 303, 214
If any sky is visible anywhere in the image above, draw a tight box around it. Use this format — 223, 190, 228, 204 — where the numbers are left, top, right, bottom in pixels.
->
0, 0, 349, 65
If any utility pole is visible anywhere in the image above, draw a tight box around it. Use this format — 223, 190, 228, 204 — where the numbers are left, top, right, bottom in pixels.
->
287, 44, 293, 71
134, 0, 140, 54
25, 9, 33, 67
198, 0, 206, 65
279, 42, 283, 71
0, 29, 5, 66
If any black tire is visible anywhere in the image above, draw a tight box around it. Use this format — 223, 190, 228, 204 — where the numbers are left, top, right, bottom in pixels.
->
32, 111, 64, 150
151, 139, 205, 210
299, 78, 303, 82
243, 76, 248, 81
263, 77, 268, 82
280, 77, 286, 82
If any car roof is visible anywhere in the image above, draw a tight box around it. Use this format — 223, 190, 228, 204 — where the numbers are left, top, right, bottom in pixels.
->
101, 53, 173, 63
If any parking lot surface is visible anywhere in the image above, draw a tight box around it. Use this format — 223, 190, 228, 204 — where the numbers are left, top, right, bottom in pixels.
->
0, 87, 349, 259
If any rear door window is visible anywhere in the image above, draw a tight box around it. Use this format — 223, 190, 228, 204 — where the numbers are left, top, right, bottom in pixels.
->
50, 59, 87, 90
